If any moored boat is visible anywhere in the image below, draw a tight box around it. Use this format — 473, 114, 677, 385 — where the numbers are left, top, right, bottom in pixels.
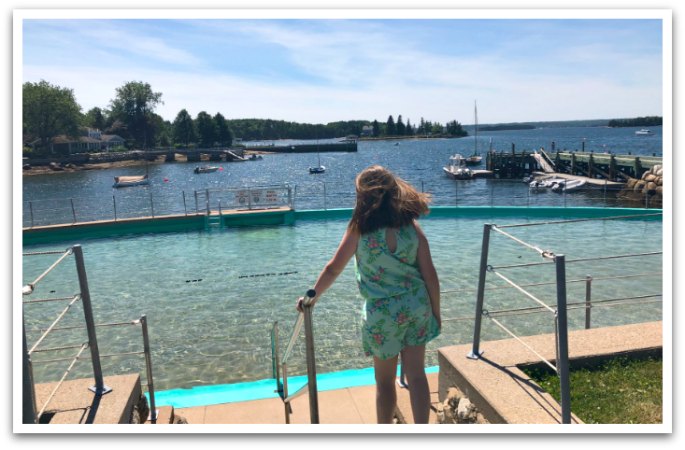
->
443, 154, 473, 180
113, 174, 149, 188
635, 128, 653, 136
194, 165, 220, 174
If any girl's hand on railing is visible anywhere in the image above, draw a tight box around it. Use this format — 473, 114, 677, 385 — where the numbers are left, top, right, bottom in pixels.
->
296, 289, 318, 312
296, 297, 306, 313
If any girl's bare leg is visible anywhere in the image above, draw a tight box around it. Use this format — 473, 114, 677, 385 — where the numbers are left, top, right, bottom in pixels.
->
400, 344, 430, 424
373, 355, 399, 423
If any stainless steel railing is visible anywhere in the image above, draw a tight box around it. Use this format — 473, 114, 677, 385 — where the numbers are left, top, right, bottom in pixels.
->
271, 289, 319, 424
22, 245, 158, 424
467, 212, 663, 424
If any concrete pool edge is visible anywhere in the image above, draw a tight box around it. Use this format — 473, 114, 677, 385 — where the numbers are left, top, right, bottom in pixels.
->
23, 206, 662, 246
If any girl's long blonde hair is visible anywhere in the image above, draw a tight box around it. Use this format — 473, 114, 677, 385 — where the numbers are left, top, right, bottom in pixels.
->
349, 165, 430, 234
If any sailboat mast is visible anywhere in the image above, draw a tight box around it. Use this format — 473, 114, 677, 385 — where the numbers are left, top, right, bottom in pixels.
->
474, 100, 478, 155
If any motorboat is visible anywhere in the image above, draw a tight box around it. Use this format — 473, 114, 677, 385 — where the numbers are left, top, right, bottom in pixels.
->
247, 154, 263, 161
562, 179, 587, 192
113, 174, 149, 188
635, 128, 653, 136
443, 154, 473, 180
194, 165, 220, 174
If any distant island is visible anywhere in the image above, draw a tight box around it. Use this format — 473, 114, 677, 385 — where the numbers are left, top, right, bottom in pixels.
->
478, 124, 536, 131
607, 116, 663, 128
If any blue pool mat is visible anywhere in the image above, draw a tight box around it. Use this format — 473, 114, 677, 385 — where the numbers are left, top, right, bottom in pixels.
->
152, 365, 439, 409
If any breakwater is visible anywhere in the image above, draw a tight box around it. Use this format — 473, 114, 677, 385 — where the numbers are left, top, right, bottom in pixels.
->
243, 142, 357, 153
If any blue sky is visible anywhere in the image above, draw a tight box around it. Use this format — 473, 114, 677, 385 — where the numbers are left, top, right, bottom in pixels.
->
21, 16, 664, 125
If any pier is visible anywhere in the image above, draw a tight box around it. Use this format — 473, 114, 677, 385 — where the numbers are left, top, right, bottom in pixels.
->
487, 146, 662, 181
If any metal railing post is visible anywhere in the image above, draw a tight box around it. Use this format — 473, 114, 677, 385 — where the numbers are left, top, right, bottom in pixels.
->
554, 254, 572, 424
323, 183, 327, 210
70, 198, 77, 224
302, 299, 320, 424
149, 190, 155, 217
287, 185, 293, 208
468, 223, 492, 359
247, 189, 252, 210
205, 189, 210, 214
585, 275, 593, 329
140, 315, 157, 423
113, 195, 117, 221
22, 322, 37, 424
29, 201, 34, 228
72, 245, 111, 395
194, 190, 199, 214
182, 191, 187, 216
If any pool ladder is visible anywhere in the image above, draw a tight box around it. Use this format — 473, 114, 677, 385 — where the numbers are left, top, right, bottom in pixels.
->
271, 289, 320, 424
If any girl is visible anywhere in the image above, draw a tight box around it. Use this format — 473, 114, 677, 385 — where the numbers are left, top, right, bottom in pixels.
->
297, 165, 441, 424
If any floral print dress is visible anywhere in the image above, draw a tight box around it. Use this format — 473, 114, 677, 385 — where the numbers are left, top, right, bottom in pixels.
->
355, 224, 440, 360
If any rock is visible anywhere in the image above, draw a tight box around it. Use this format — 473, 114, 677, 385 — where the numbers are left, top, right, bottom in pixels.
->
656, 167, 663, 176
656, 186, 663, 195
49, 162, 64, 171
646, 181, 657, 191
633, 180, 646, 192
476, 412, 489, 424
644, 173, 656, 182
626, 179, 637, 189
457, 397, 477, 423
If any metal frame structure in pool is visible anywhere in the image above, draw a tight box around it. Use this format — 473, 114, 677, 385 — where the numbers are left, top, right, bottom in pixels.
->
23, 206, 662, 247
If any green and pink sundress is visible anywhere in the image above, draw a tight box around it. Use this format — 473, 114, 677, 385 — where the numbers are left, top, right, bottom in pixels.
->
355, 224, 440, 360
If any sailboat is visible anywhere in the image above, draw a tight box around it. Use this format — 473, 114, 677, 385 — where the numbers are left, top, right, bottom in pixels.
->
465, 101, 483, 166
309, 152, 325, 174
309, 139, 326, 174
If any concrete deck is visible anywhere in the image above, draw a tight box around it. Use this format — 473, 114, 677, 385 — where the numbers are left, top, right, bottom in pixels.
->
176, 373, 440, 424
438, 321, 662, 424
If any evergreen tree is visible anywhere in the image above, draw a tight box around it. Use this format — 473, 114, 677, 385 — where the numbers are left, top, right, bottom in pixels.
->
84, 107, 107, 131
405, 118, 413, 136
372, 120, 380, 137
396, 115, 405, 136
386, 115, 396, 136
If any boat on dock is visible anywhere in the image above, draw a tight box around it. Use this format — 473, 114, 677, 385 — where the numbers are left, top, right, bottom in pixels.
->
443, 154, 473, 180
113, 174, 149, 188
194, 165, 220, 174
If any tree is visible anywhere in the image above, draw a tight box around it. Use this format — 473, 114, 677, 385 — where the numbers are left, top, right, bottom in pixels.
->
195, 111, 218, 147
23, 80, 82, 155
214, 113, 233, 147
108, 81, 163, 149
372, 120, 380, 137
405, 118, 413, 136
386, 115, 396, 136
396, 115, 405, 136
83, 107, 107, 130
172, 109, 196, 146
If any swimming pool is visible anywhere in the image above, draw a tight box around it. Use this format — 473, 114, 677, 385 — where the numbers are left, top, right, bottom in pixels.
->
22, 207, 663, 403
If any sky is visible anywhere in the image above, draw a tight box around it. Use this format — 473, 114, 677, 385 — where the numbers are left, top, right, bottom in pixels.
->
19, 13, 665, 126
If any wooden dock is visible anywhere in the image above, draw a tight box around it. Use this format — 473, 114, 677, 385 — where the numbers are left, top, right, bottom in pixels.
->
487, 149, 662, 181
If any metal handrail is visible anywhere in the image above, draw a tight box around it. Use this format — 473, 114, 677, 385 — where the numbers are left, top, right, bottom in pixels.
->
272, 289, 319, 424
22, 245, 157, 424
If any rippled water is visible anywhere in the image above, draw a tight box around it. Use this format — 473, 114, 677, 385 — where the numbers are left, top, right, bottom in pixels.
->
22, 213, 663, 391
22, 125, 664, 226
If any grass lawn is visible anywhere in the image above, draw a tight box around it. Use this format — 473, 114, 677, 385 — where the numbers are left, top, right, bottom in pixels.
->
522, 355, 662, 424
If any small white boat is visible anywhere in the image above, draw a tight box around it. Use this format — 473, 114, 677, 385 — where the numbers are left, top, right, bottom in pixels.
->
194, 165, 220, 174
562, 179, 587, 192
113, 174, 149, 188
443, 154, 473, 180
635, 128, 653, 136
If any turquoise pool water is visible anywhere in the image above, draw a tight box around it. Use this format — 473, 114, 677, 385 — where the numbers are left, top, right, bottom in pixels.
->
22, 209, 663, 404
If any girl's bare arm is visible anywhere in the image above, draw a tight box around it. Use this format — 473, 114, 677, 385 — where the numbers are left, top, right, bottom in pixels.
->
414, 221, 441, 327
